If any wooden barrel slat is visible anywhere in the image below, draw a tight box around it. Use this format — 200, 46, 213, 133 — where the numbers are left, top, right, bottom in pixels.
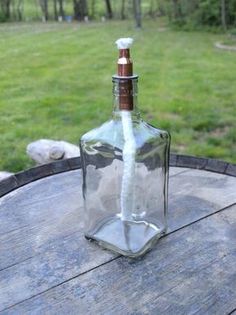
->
0, 154, 235, 198
3, 204, 236, 314
0, 157, 236, 312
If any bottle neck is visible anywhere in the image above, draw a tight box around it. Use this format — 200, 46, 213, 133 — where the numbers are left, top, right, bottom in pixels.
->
112, 77, 140, 120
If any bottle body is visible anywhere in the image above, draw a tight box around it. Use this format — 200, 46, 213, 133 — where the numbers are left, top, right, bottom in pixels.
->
80, 115, 170, 257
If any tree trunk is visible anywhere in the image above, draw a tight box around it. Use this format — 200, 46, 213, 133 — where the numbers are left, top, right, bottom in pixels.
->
121, 0, 125, 20
149, 0, 154, 17
91, 0, 95, 18
44, 0, 48, 21
6, 0, 11, 19
39, 0, 48, 21
133, 0, 142, 28
221, 0, 227, 30
58, 0, 64, 18
1, 0, 11, 19
74, 0, 88, 20
73, 0, 77, 19
158, 0, 165, 17
53, 0, 58, 20
11, 0, 16, 19
16, 0, 23, 20
172, 0, 181, 19
73, 0, 88, 20
105, 0, 112, 19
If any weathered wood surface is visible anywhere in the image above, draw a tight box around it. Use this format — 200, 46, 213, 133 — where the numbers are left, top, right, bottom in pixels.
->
0, 161, 235, 314
4, 204, 236, 315
1, 154, 236, 198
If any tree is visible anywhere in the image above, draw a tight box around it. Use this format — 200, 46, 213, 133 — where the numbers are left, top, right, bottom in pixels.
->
39, 0, 48, 21
91, 0, 96, 18
133, 0, 142, 28
160, 0, 233, 28
172, 0, 182, 20
0, 0, 11, 20
73, 0, 88, 20
53, 0, 64, 20
53, 0, 58, 20
221, 0, 227, 30
104, 0, 113, 19
58, 0, 64, 18
15, 0, 24, 20
148, 0, 154, 17
121, 0, 126, 19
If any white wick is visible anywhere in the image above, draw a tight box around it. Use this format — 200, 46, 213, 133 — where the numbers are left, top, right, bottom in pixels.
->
115, 37, 136, 221
115, 37, 133, 49
120, 111, 136, 221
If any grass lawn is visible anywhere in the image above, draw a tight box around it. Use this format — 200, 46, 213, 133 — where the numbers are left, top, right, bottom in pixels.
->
0, 20, 235, 172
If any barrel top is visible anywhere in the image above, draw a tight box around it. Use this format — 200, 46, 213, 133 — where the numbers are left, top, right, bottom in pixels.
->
0, 155, 236, 314
0, 154, 235, 198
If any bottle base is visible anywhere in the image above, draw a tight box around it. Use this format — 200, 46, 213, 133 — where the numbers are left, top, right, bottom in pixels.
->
85, 216, 166, 258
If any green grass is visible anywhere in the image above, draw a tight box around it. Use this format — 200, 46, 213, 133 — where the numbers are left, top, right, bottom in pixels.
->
0, 20, 235, 172
222, 37, 236, 46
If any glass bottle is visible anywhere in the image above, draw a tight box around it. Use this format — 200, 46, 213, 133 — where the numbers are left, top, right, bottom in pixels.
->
80, 39, 170, 258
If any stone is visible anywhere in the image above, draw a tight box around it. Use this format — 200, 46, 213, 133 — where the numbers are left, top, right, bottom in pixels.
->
27, 139, 80, 165
0, 172, 13, 181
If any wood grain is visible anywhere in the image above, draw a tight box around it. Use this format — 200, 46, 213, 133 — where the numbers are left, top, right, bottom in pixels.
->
0, 166, 235, 313
2, 204, 236, 315
1, 154, 235, 198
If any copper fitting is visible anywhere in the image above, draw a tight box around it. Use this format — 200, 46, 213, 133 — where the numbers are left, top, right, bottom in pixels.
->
118, 49, 133, 77
118, 79, 133, 110
117, 48, 133, 110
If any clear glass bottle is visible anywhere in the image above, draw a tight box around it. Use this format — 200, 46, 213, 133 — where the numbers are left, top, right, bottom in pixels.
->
80, 40, 170, 258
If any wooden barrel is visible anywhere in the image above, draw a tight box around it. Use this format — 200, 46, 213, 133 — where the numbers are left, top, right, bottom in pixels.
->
0, 154, 236, 314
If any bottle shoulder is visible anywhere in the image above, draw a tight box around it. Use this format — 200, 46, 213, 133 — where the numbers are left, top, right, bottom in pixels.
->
80, 118, 170, 149
140, 120, 170, 138
81, 120, 119, 145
